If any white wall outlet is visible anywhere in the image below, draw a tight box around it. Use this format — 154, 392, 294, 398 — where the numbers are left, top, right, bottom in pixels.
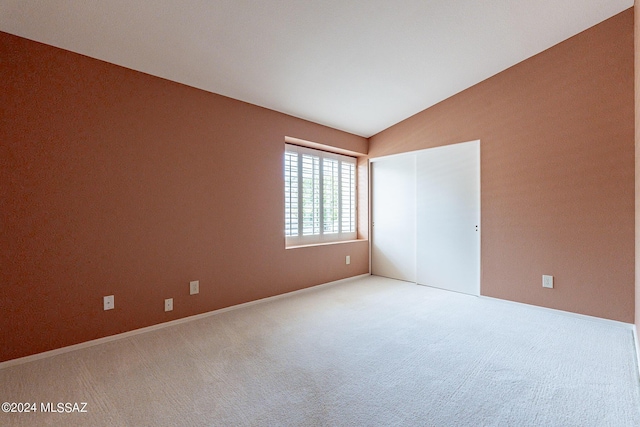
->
165, 298, 173, 312
346, 255, 351, 265
190, 280, 199, 295
103, 295, 114, 310
542, 275, 554, 289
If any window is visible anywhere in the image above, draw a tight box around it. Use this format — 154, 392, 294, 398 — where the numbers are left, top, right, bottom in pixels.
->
284, 144, 357, 246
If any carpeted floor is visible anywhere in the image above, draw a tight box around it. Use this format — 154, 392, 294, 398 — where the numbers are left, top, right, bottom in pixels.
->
1, 275, 639, 426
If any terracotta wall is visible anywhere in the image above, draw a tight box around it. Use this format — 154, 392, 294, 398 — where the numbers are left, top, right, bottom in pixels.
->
635, 2, 640, 331
0, 32, 369, 362
369, 10, 634, 322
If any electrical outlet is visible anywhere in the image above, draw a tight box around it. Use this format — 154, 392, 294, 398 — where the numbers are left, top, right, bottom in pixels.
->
190, 280, 199, 295
104, 295, 114, 310
165, 298, 173, 312
346, 255, 350, 265
542, 275, 554, 289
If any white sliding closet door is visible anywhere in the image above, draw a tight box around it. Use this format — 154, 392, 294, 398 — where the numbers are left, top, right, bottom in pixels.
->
416, 140, 480, 295
371, 155, 416, 282
370, 140, 480, 295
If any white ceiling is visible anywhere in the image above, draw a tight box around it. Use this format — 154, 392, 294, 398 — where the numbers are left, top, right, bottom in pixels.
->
0, 0, 633, 137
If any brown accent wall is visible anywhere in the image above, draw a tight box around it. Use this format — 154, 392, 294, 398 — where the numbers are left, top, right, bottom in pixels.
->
0, 32, 369, 362
635, 2, 640, 331
369, 10, 635, 322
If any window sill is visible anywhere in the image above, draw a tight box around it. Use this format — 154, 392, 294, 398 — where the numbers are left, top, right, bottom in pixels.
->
285, 238, 368, 250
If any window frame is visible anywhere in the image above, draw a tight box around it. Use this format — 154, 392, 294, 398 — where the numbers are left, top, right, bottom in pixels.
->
284, 143, 357, 247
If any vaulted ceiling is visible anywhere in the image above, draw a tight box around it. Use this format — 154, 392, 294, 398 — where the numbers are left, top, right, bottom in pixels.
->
0, 0, 632, 137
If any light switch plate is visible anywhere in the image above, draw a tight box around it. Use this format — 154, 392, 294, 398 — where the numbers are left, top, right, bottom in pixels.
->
104, 295, 114, 310
190, 280, 199, 295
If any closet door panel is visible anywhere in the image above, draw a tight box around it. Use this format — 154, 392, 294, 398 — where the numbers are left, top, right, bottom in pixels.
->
416, 141, 480, 295
371, 156, 416, 282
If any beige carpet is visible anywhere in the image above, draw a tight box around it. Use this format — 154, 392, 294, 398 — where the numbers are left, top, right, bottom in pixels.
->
1, 275, 639, 426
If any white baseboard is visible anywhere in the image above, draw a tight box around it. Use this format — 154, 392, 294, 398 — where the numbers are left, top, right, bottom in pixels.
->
0, 274, 371, 370
479, 295, 634, 330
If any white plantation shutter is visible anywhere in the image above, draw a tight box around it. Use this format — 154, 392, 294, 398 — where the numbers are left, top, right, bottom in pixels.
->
322, 158, 339, 234
341, 161, 356, 233
284, 151, 298, 237
285, 144, 357, 246
301, 153, 320, 235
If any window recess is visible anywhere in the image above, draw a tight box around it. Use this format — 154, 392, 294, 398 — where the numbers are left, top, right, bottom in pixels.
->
285, 143, 357, 246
